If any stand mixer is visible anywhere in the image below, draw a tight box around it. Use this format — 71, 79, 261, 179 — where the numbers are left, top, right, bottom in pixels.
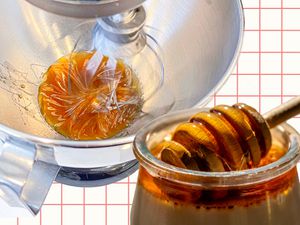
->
0, 0, 243, 217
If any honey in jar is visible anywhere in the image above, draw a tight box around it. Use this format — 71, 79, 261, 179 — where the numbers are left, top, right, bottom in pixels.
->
38, 51, 143, 140
131, 108, 300, 225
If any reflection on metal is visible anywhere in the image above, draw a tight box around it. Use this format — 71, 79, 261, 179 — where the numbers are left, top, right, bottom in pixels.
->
0, 136, 59, 216
0, 62, 47, 126
56, 160, 139, 187
24, 0, 146, 18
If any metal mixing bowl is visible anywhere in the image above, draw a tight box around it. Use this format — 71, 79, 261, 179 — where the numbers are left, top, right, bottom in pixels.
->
0, 0, 243, 216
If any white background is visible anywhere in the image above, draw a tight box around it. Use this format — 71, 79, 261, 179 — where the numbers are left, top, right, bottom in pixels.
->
2, 0, 300, 224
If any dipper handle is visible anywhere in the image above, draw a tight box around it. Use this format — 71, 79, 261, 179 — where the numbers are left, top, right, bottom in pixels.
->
264, 96, 300, 128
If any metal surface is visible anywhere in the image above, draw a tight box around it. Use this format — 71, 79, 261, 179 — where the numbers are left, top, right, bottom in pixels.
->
24, 0, 146, 18
98, 6, 146, 44
0, 132, 59, 217
56, 160, 139, 187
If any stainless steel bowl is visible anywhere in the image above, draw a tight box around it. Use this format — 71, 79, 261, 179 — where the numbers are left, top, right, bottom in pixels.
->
24, 0, 146, 18
0, 0, 243, 216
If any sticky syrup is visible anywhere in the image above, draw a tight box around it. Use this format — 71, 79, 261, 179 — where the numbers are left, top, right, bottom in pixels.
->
140, 144, 294, 209
38, 51, 143, 140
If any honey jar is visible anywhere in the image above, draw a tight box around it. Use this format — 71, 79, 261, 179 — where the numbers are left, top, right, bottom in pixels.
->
132, 109, 300, 225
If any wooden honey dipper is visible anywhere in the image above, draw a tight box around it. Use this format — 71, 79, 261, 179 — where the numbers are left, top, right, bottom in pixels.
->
152, 96, 300, 172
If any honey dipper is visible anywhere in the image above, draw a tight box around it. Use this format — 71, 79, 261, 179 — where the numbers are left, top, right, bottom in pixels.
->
152, 96, 300, 172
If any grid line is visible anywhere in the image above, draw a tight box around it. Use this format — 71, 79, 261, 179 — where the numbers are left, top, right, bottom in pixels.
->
83, 188, 86, 225
40, 208, 42, 225
258, 0, 262, 113
61, 184, 63, 225
105, 186, 108, 225
6, 1, 300, 225
127, 177, 130, 225
244, 7, 300, 10
281, 0, 284, 104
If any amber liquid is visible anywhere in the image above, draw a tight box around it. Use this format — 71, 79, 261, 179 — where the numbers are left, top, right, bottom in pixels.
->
38, 51, 143, 140
141, 144, 293, 208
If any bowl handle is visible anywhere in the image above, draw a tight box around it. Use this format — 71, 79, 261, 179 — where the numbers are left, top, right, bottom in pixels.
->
0, 138, 59, 217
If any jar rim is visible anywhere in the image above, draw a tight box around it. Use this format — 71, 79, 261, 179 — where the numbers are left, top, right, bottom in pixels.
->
133, 108, 300, 188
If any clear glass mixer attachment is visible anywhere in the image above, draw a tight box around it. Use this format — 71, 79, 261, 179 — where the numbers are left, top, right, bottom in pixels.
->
37, 6, 168, 140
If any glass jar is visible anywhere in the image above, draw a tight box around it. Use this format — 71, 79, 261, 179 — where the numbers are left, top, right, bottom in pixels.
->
132, 108, 300, 225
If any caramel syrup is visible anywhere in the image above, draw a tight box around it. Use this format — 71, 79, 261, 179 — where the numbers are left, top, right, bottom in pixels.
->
140, 145, 295, 209
38, 51, 143, 140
